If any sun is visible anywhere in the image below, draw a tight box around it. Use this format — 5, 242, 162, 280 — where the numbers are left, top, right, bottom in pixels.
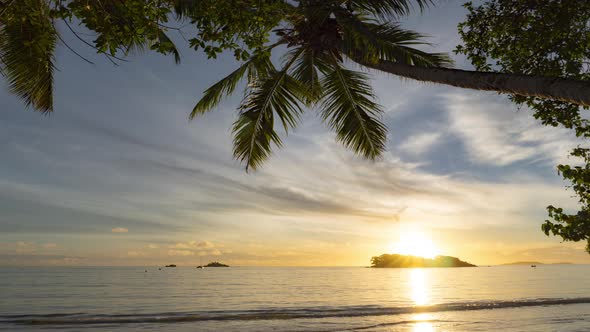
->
390, 230, 439, 259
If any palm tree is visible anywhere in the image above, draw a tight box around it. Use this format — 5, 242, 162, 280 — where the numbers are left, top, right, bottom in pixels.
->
191, 0, 590, 170
192, 0, 455, 170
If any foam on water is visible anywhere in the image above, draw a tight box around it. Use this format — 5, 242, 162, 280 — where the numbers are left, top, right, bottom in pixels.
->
3, 297, 590, 326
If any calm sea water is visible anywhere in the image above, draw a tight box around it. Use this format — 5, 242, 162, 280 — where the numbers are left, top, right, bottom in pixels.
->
1, 265, 590, 331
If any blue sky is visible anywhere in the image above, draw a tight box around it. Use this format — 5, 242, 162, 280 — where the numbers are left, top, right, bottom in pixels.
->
1, 1, 589, 266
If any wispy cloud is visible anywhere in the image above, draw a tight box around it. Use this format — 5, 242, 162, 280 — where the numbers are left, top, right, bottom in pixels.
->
111, 227, 129, 233
167, 249, 194, 256
444, 93, 580, 167
170, 240, 217, 249
399, 132, 442, 155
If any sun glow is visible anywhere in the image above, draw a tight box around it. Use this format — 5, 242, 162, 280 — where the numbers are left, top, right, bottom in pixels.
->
390, 230, 439, 259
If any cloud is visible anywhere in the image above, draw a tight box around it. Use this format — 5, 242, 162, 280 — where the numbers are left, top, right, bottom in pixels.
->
444, 93, 580, 167
399, 132, 442, 155
16, 242, 36, 254
127, 251, 145, 257
43, 243, 58, 249
147, 244, 159, 249
0, 183, 187, 235
170, 240, 216, 249
111, 227, 128, 233
168, 249, 194, 256
209, 249, 222, 256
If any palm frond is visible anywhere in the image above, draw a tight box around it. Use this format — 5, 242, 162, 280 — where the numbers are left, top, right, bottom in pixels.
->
233, 49, 309, 170
287, 47, 332, 105
172, 0, 198, 19
191, 53, 275, 119
0, 0, 57, 113
320, 56, 387, 159
336, 12, 452, 68
157, 29, 181, 64
346, 0, 433, 19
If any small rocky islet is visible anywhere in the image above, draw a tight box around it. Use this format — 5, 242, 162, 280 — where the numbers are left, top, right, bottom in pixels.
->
370, 254, 476, 268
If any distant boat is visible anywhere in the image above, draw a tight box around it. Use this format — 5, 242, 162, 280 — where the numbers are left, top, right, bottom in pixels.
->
531, 265, 536, 268
165, 264, 177, 268
196, 266, 204, 269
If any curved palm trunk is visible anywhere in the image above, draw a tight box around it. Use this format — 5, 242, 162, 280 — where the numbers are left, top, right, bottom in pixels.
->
354, 58, 590, 107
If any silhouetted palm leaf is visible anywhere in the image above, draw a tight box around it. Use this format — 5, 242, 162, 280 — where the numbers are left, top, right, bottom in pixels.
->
336, 13, 451, 67
289, 47, 334, 105
320, 56, 386, 159
233, 49, 309, 170
157, 30, 181, 64
0, 0, 57, 113
346, 0, 433, 18
191, 53, 274, 119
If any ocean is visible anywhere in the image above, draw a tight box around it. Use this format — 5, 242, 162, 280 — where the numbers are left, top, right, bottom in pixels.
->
1, 265, 589, 331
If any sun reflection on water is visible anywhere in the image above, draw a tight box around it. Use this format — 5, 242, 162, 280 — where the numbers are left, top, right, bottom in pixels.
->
410, 269, 429, 306
413, 313, 435, 332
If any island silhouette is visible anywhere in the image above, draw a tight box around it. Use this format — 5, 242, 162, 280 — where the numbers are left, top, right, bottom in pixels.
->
370, 254, 476, 268
197, 261, 230, 268
501, 261, 572, 265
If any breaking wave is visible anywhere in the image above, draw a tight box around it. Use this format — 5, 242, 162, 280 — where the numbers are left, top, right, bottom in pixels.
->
3, 297, 590, 326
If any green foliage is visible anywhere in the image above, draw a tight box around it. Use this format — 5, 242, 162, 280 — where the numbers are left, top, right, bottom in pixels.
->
232, 50, 309, 171
542, 148, 590, 254
456, 0, 590, 137
320, 58, 386, 160
335, 13, 452, 67
176, 0, 287, 60
0, 0, 284, 112
346, 0, 433, 19
457, 0, 590, 252
0, 0, 57, 113
190, 48, 276, 118
52, 0, 173, 57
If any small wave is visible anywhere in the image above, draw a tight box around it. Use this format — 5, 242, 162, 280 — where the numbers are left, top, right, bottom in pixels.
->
3, 298, 590, 326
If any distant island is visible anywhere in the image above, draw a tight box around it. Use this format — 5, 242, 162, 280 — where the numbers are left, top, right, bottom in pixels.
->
501, 261, 543, 266
165, 264, 177, 267
370, 254, 476, 268
197, 261, 229, 268
501, 261, 572, 265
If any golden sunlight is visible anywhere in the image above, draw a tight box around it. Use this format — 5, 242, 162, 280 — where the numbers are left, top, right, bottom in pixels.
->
412, 313, 435, 332
410, 269, 429, 306
390, 229, 439, 258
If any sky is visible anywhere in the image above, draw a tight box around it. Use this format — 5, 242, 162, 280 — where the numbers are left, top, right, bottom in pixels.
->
1, 1, 590, 267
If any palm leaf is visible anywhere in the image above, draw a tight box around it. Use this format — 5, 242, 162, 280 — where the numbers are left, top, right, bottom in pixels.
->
336, 12, 452, 68
191, 53, 275, 119
288, 47, 330, 105
172, 0, 199, 19
346, 0, 433, 18
319, 56, 387, 159
233, 48, 309, 170
0, 0, 57, 113
157, 29, 181, 64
